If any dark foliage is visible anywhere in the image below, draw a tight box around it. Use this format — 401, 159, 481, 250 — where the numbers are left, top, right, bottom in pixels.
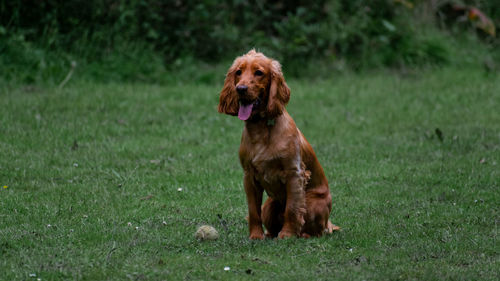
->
0, 0, 498, 82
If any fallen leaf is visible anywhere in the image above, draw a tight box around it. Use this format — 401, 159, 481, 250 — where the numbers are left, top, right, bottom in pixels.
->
140, 194, 154, 200
435, 128, 444, 142
71, 140, 79, 150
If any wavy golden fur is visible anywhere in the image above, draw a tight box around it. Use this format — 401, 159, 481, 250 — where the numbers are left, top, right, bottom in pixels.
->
218, 50, 338, 239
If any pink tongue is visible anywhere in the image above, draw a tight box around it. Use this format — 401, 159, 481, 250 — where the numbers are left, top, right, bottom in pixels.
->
238, 103, 254, 121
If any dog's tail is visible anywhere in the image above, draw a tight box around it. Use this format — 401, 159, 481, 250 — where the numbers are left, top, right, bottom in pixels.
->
326, 220, 341, 234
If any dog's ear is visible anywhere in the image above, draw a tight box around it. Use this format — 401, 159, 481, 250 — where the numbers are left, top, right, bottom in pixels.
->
218, 62, 239, 116
267, 60, 290, 118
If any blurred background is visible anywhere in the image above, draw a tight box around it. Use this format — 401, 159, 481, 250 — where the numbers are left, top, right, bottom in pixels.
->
0, 0, 498, 84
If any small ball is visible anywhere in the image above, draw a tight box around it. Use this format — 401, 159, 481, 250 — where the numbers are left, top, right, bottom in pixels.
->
195, 225, 219, 241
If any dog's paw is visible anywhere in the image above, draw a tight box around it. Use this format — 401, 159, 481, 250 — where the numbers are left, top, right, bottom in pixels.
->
277, 230, 295, 239
249, 231, 265, 240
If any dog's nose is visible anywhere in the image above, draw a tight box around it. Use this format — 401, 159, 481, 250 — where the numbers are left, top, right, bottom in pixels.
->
236, 85, 248, 95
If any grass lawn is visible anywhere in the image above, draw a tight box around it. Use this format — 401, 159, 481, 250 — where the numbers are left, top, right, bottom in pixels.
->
0, 66, 498, 280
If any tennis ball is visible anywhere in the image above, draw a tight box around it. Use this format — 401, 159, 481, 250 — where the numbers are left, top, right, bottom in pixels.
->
195, 225, 219, 241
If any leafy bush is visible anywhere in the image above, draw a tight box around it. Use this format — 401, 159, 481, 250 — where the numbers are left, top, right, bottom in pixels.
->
0, 0, 497, 82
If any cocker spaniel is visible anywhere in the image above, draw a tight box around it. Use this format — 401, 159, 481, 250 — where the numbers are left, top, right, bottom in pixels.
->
218, 50, 338, 239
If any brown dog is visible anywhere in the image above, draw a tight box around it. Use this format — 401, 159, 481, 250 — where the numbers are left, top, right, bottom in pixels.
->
218, 50, 338, 239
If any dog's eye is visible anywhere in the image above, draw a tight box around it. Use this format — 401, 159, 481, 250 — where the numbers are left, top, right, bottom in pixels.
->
254, 70, 263, 76
236, 69, 242, 76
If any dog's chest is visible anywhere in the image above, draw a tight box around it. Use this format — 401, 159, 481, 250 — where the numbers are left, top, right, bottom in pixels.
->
247, 142, 291, 199
253, 156, 285, 183
240, 119, 301, 199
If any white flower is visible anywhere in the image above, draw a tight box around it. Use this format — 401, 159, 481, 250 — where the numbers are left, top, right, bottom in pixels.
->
73, 163, 78, 167
127, 222, 132, 227
177, 188, 183, 192
224, 266, 230, 271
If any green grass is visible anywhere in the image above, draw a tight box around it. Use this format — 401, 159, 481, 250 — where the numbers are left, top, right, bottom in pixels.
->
0, 66, 499, 280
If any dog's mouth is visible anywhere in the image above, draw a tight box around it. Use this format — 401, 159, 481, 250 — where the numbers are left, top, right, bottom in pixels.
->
238, 98, 260, 121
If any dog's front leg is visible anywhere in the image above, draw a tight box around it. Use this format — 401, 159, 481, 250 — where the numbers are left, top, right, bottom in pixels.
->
244, 173, 264, 240
279, 175, 306, 238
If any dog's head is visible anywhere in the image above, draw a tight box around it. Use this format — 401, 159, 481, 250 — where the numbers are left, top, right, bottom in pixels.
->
218, 50, 290, 121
